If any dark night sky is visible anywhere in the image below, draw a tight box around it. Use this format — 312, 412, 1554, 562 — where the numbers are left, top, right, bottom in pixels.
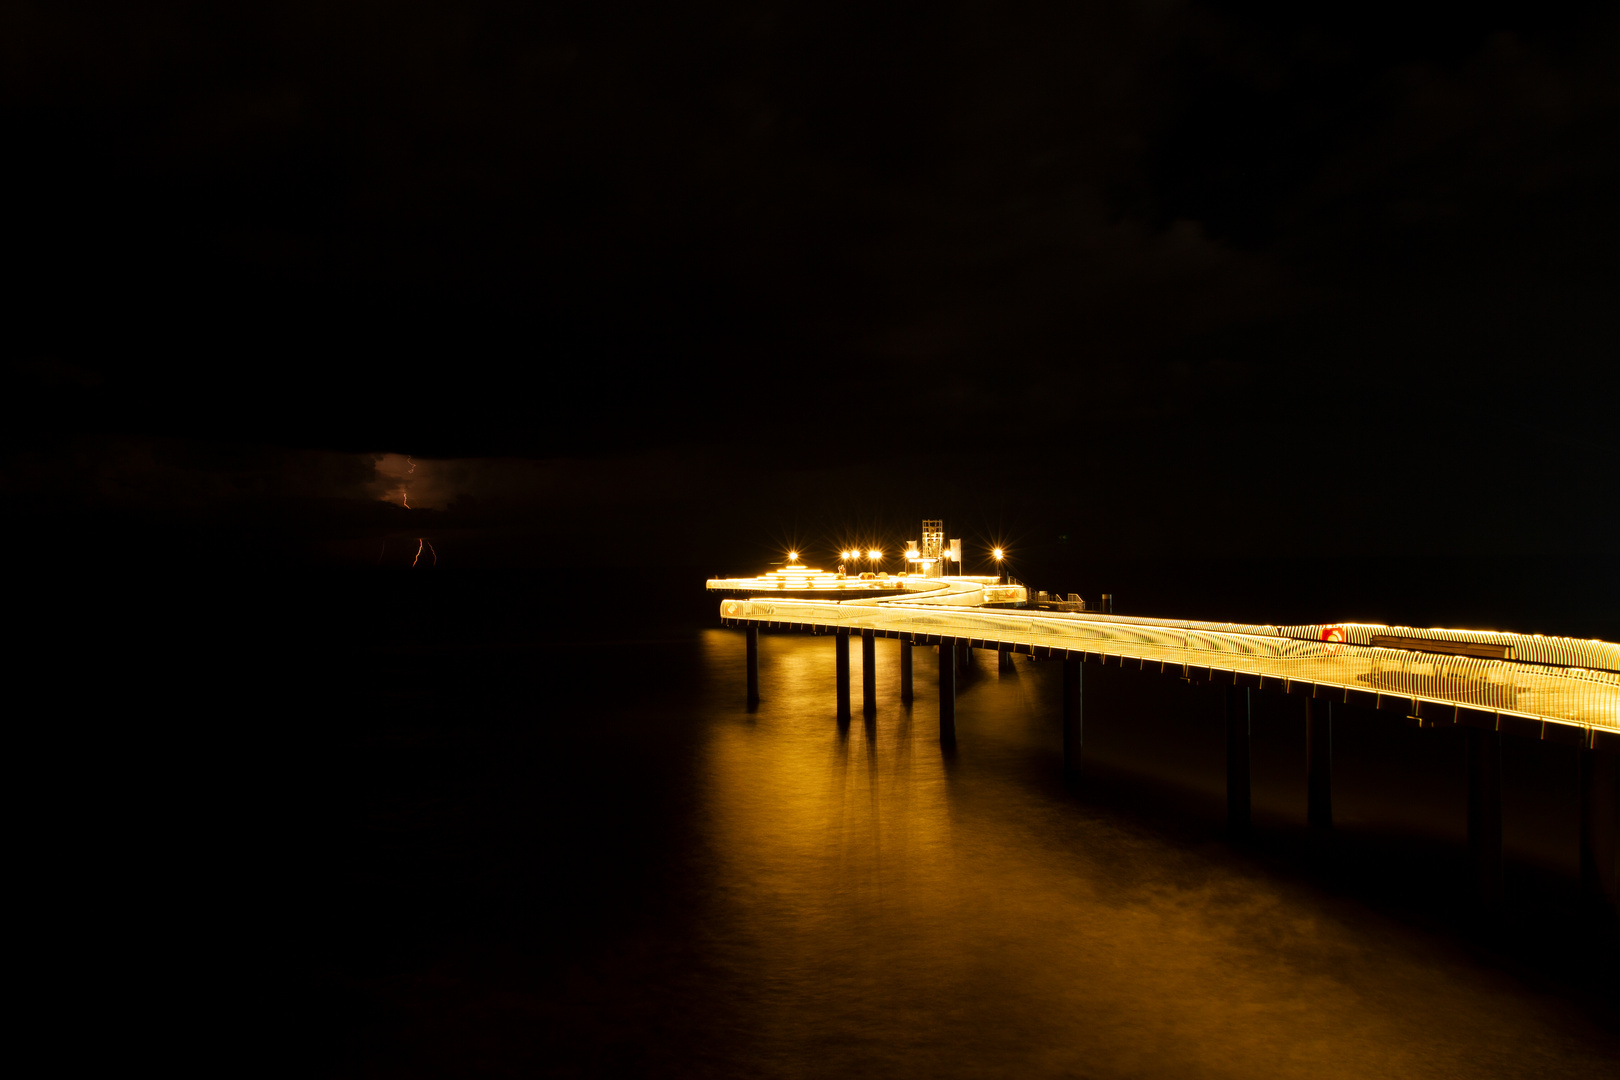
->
13, 13, 1620, 1073
5, 1, 1618, 579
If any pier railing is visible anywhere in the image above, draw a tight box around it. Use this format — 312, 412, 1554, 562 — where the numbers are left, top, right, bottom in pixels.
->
718, 598, 1620, 743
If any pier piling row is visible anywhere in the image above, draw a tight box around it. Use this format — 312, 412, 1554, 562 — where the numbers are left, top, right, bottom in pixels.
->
727, 606, 1619, 911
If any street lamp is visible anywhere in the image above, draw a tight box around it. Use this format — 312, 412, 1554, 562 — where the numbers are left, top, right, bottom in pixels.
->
993, 547, 1007, 584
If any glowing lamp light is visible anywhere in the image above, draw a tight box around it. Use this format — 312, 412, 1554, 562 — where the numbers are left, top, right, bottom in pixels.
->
788, 551, 799, 562
993, 548, 1004, 560
868, 549, 882, 560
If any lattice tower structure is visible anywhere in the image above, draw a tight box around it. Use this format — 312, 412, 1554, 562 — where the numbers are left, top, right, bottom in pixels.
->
921, 520, 944, 561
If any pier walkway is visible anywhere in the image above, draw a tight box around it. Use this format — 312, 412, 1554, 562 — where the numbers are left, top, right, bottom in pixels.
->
713, 578, 1619, 748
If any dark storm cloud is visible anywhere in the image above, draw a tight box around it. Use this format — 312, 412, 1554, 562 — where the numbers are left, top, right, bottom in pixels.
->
7, 2, 1286, 448
5, 2, 1616, 566
0, 434, 388, 512
0, 431, 763, 568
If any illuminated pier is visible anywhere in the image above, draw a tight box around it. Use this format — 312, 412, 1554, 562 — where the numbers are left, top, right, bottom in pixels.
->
709, 543, 1619, 912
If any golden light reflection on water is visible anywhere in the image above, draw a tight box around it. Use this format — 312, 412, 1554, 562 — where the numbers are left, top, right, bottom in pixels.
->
694, 629, 1618, 1078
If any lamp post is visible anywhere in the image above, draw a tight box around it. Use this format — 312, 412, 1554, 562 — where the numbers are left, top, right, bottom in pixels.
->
992, 547, 1015, 671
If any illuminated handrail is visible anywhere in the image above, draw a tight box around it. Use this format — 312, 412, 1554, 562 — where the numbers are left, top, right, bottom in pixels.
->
710, 576, 1620, 674
707, 576, 941, 592
718, 597, 1620, 735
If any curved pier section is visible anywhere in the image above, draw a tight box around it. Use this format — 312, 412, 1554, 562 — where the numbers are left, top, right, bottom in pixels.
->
717, 593, 1619, 740
717, 579, 1619, 912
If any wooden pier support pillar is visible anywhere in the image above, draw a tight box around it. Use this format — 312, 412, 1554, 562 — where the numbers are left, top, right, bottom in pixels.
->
1578, 747, 1618, 911
835, 629, 851, 722
861, 629, 877, 716
1062, 655, 1082, 783
745, 625, 759, 706
1306, 696, 1332, 830
998, 644, 1013, 673
939, 638, 957, 743
900, 639, 913, 703
1225, 684, 1251, 837
1466, 726, 1503, 909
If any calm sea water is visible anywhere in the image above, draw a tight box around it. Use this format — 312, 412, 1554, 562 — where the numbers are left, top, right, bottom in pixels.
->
36, 567, 1616, 1076
195, 568, 1613, 1079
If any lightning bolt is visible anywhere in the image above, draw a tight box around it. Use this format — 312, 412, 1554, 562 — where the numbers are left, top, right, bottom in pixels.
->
394, 454, 435, 567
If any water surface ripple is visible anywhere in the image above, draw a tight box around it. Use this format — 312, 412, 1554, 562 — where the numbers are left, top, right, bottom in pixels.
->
305, 625, 1618, 1077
